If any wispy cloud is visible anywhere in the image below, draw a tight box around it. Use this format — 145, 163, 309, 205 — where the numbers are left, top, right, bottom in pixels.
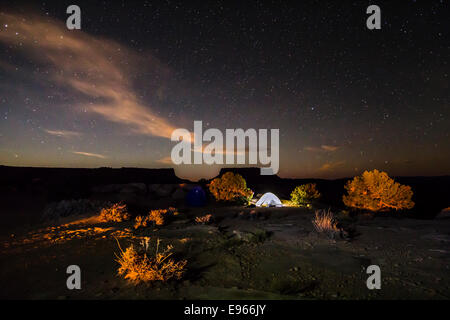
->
44, 129, 82, 138
319, 161, 345, 171
157, 145, 251, 167
305, 145, 340, 152
320, 145, 339, 152
72, 151, 106, 159
0, 12, 178, 139
155, 156, 173, 165
192, 144, 247, 156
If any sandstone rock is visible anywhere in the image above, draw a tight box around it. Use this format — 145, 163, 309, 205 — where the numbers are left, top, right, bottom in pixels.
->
435, 207, 450, 219
232, 230, 255, 242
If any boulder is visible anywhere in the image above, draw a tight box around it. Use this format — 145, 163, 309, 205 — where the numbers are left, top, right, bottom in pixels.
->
92, 183, 146, 194
42, 199, 105, 220
435, 207, 450, 219
119, 183, 146, 194
148, 184, 161, 193
172, 188, 186, 200
153, 184, 177, 197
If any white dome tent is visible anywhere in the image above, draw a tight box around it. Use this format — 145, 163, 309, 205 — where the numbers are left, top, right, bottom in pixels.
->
255, 192, 283, 207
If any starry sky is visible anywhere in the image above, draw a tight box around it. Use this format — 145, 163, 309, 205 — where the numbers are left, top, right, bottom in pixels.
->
0, 1, 448, 181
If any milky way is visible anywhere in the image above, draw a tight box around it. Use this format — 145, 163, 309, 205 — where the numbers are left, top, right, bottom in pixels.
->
0, 1, 448, 180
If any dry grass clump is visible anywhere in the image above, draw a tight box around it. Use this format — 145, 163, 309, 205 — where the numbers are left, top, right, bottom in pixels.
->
134, 207, 178, 229
195, 214, 212, 224
312, 209, 341, 239
134, 215, 150, 229
148, 209, 168, 226
99, 202, 130, 222
115, 238, 186, 284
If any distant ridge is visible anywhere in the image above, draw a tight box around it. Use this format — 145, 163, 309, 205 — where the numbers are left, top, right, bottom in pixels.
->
217, 167, 283, 184
0, 165, 186, 186
0, 165, 448, 218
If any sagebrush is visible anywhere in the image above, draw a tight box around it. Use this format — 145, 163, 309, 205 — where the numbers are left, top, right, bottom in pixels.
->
343, 169, 414, 212
134, 207, 178, 228
99, 202, 130, 222
208, 172, 253, 203
195, 214, 212, 224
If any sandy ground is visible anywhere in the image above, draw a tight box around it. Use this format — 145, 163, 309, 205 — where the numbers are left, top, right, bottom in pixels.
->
1, 205, 449, 299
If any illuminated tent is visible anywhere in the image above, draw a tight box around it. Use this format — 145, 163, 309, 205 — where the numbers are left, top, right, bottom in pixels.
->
255, 192, 282, 207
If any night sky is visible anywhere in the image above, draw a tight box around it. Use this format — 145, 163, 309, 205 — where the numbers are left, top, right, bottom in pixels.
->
0, 1, 448, 181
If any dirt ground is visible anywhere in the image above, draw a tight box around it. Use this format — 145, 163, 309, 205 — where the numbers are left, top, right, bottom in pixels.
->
1, 201, 449, 300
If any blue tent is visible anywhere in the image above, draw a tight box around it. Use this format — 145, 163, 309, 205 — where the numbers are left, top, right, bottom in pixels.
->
186, 186, 207, 207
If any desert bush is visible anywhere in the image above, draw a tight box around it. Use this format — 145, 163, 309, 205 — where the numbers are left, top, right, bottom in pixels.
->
208, 172, 253, 203
134, 207, 178, 229
134, 215, 149, 229
115, 238, 186, 284
312, 209, 340, 239
290, 183, 321, 206
343, 169, 414, 212
195, 214, 212, 224
99, 202, 130, 222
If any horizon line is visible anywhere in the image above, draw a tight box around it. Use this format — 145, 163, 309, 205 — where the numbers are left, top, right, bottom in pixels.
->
1, 164, 449, 182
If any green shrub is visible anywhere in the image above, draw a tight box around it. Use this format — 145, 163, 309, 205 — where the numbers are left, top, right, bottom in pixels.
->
290, 183, 321, 206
